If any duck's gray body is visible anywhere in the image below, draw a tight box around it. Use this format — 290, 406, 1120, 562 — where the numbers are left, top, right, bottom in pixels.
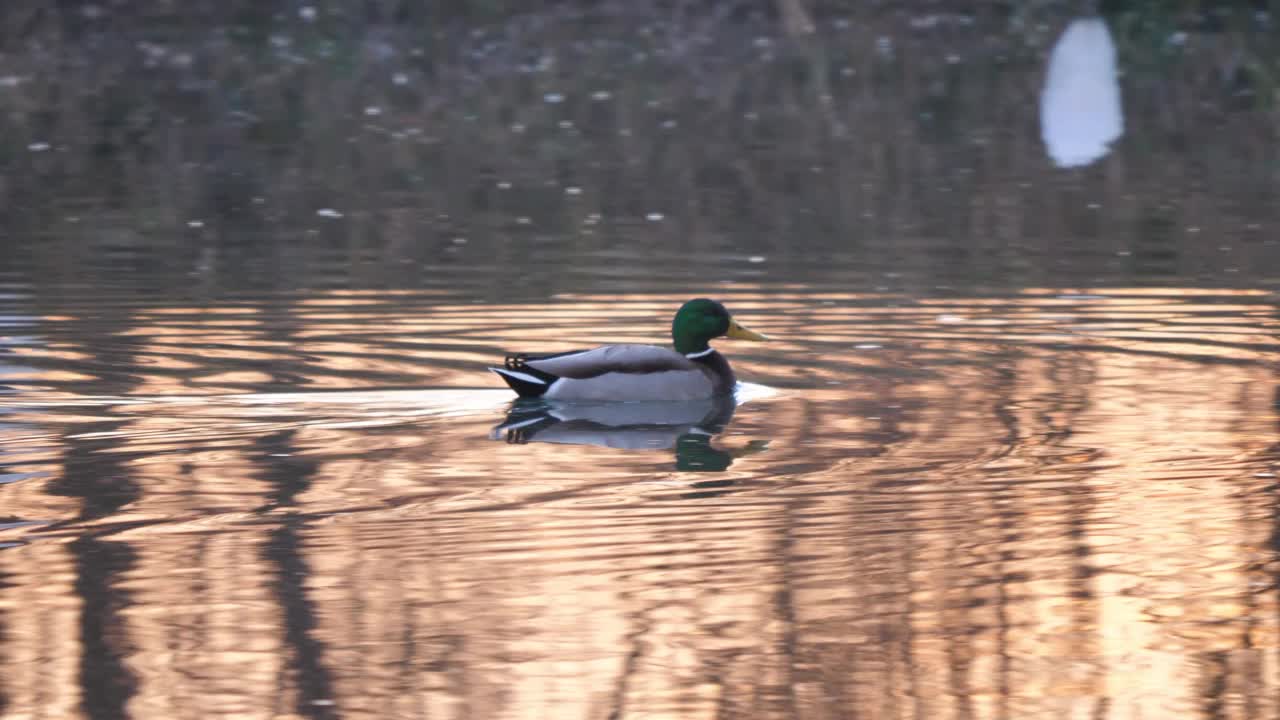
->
490, 344, 736, 402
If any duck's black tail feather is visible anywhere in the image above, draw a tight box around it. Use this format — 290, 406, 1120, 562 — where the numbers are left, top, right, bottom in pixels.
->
490, 355, 558, 397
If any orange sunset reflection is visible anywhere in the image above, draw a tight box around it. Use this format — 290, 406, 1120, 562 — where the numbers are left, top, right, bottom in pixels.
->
0, 288, 1277, 719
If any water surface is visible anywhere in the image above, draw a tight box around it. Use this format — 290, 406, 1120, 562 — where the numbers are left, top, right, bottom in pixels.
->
3, 287, 1279, 719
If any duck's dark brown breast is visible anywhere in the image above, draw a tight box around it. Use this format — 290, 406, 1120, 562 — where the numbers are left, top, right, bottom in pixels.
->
690, 351, 736, 395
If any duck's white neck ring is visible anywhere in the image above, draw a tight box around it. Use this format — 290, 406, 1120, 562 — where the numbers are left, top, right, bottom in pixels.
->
684, 348, 716, 359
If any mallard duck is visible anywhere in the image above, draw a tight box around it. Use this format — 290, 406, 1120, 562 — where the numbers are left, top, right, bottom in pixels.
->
490, 298, 767, 401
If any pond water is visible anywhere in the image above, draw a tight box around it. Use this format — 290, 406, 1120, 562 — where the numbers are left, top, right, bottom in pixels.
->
3, 5, 1280, 720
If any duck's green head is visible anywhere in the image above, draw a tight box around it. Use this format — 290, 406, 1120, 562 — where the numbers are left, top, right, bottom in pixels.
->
671, 298, 768, 355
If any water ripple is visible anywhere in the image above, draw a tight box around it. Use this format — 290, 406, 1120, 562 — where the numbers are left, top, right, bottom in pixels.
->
0, 287, 1277, 719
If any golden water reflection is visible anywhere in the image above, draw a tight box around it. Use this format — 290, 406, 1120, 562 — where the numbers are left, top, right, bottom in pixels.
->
0, 288, 1278, 719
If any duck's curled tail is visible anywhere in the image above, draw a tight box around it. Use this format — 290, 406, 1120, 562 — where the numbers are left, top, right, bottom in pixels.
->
489, 354, 558, 397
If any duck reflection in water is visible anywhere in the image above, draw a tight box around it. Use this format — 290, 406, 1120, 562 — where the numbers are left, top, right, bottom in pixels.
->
490, 394, 767, 472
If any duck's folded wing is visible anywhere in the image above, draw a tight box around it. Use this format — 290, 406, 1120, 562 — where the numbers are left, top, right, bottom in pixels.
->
519, 345, 695, 379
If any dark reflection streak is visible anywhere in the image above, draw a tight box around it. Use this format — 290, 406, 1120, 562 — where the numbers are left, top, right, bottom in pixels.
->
1234, 588, 1262, 720
190, 537, 218, 712
896, 534, 919, 720
1224, 383, 1263, 720
989, 354, 1021, 461
392, 592, 419, 720
29, 295, 146, 720
1268, 383, 1280, 720
256, 430, 321, 511
602, 601, 649, 720
987, 350, 1021, 720
772, 499, 800, 719
71, 537, 138, 720
1200, 651, 1228, 720
866, 378, 915, 720
44, 423, 142, 720
415, 523, 467, 720
267, 523, 337, 720
46, 422, 141, 522
253, 430, 336, 720
870, 380, 921, 720
992, 490, 1016, 720
708, 658, 738, 720
0, 568, 9, 717
1045, 353, 1105, 717
944, 540, 975, 720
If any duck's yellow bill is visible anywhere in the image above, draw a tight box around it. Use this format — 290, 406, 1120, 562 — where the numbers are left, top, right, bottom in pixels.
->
726, 319, 768, 341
